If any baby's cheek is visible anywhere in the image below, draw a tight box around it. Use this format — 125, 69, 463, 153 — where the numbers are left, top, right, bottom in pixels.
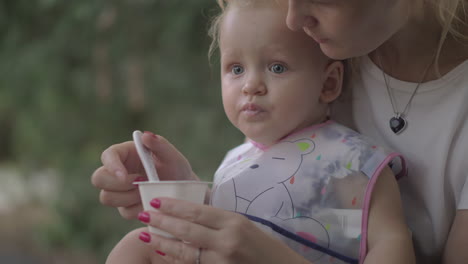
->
223, 105, 240, 128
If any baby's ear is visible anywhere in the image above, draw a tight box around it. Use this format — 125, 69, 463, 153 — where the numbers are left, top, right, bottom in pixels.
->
320, 60, 344, 104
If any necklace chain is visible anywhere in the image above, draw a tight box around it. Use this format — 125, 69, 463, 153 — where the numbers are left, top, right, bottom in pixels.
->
378, 53, 436, 118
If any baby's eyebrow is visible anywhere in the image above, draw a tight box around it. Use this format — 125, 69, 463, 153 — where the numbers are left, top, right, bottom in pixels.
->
263, 46, 291, 56
220, 49, 241, 58
272, 157, 285, 160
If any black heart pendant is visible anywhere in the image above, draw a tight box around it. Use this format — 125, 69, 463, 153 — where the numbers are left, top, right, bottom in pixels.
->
389, 116, 407, 134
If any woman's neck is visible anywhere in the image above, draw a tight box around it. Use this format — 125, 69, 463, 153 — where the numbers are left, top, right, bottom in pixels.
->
369, 8, 468, 82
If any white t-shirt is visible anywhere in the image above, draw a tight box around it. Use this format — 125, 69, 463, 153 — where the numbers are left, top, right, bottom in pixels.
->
332, 56, 468, 263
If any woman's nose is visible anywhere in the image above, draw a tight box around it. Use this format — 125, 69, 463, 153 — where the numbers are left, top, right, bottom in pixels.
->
286, 0, 318, 31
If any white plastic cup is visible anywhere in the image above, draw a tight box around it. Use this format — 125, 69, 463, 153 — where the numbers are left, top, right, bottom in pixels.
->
136, 181, 211, 238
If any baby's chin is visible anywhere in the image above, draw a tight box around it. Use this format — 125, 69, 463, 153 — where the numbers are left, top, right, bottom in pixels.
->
239, 125, 290, 148
245, 135, 284, 149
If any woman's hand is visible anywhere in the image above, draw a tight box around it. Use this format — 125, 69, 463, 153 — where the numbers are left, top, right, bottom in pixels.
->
91, 132, 197, 219
137, 197, 310, 264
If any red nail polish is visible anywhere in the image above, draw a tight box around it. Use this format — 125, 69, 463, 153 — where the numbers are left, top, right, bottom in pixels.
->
155, 250, 166, 256
139, 232, 151, 243
144, 131, 158, 139
138, 212, 150, 223
132, 176, 147, 185
150, 198, 161, 209
134, 176, 147, 182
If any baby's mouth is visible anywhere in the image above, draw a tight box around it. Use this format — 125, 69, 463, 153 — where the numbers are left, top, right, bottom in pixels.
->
241, 103, 266, 116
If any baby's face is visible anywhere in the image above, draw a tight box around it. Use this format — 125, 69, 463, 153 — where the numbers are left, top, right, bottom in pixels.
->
219, 3, 334, 146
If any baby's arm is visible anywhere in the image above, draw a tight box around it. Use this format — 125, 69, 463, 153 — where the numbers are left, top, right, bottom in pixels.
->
106, 227, 166, 264
364, 167, 415, 264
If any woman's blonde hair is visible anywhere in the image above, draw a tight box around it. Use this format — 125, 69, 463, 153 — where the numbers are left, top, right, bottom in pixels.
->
432, 0, 468, 71
434, 0, 467, 41
345, 0, 467, 80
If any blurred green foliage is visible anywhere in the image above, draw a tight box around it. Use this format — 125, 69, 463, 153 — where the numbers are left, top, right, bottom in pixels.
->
0, 0, 244, 262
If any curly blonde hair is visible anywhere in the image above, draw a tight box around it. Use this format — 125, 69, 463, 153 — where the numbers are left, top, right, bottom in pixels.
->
208, 0, 277, 60
207, 1, 226, 60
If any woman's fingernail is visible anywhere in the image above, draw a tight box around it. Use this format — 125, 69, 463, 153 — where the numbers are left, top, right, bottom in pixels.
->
155, 250, 166, 256
150, 198, 161, 209
144, 131, 158, 139
139, 232, 151, 243
135, 176, 147, 181
138, 212, 150, 223
133, 176, 147, 184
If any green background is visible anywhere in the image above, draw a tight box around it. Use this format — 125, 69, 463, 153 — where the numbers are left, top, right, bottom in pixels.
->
0, 0, 244, 263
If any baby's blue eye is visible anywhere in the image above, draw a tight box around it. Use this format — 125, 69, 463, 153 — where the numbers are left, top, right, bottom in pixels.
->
232, 65, 244, 75
270, 64, 287, 74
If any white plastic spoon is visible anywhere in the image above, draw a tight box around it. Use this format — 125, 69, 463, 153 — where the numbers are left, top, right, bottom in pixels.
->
132, 130, 160, 182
